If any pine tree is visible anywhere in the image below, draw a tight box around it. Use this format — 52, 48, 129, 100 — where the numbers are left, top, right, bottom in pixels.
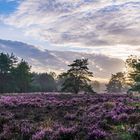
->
0, 53, 17, 93
14, 59, 32, 92
60, 59, 95, 94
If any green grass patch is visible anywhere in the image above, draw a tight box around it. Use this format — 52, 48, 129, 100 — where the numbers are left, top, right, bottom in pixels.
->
127, 102, 140, 107
119, 132, 133, 140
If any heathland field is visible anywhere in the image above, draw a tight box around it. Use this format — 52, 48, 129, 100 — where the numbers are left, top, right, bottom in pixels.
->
0, 93, 140, 140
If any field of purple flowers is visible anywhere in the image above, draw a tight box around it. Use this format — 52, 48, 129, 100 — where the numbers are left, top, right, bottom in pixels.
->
0, 93, 140, 140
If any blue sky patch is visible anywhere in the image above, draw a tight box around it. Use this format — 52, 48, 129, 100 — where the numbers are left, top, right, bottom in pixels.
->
0, 0, 19, 15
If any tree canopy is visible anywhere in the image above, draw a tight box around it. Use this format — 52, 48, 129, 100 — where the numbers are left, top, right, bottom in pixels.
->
0, 53, 32, 93
126, 55, 140, 92
13, 60, 32, 92
59, 59, 95, 94
0, 53, 17, 93
106, 72, 126, 93
31, 73, 57, 92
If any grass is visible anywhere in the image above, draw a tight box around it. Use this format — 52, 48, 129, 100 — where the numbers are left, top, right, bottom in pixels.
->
128, 102, 140, 107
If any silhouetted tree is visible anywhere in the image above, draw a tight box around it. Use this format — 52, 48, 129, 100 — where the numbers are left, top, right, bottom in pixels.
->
59, 59, 95, 94
30, 73, 41, 92
106, 72, 126, 93
14, 59, 32, 92
0, 53, 17, 93
31, 73, 57, 92
0, 52, 58, 93
49, 72, 57, 79
126, 55, 140, 92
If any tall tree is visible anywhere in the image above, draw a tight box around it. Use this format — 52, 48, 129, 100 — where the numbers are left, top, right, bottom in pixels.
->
0, 53, 17, 93
59, 59, 94, 94
126, 55, 140, 92
31, 73, 57, 92
14, 60, 31, 92
106, 72, 126, 93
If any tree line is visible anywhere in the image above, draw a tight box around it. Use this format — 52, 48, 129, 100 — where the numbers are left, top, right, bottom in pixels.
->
106, 55, 140, 93
0, 53, 57, 93
0, 52, 139, 94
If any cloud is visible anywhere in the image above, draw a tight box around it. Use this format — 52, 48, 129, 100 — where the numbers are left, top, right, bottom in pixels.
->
2, 0, 140, 47
0, 39, 125, 81
0, 0, 139, 61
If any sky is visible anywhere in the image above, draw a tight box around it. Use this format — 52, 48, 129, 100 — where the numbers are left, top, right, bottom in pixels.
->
0, 0, 140, 79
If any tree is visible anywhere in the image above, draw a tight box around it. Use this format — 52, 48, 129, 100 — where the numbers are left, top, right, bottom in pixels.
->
59, 59, 95, 94
49, 72, 57, 79
14, 60, 32, 92
91, 81, 100, 93
106, 72, 126, 93
0, 53, 17, 93
31, 73, 57, 92
126, 55, 140, 92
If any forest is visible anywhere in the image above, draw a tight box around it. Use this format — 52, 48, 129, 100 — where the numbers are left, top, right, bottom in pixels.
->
0, 52, 139, 94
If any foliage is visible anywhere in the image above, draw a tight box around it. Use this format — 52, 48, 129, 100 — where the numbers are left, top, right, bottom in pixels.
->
0, 53, 17, 93
0, 52, 57, 93
13, 60, 32, 92
59, 59, 95, 94
0, 52, 139, 94
126, 55, 140, 92
31, 73, 57, 92
118, 132, 133, 140
129, 123, 140, 140
106, 72, 126, 93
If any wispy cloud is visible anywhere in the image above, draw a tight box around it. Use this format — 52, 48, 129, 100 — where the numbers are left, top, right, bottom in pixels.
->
0, 39, 125, 82
0, 0, 140, 58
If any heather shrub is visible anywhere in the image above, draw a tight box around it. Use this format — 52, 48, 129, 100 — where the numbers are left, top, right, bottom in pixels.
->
87, 129, 108, 140
128, 114, 140, 124
98, 119, 112, 130
129, 123, 140, 140
0, 94, 139, 140
32, 129, 52, 140
64, 113, 76, 121
56, 126, 77, 140
103, 102, 115, 110
117, 113, 128, 123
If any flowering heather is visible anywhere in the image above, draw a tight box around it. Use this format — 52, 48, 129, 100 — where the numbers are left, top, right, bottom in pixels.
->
0, 93, 140, 140
32, 129, 46, 140
88, 129, 108, 140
